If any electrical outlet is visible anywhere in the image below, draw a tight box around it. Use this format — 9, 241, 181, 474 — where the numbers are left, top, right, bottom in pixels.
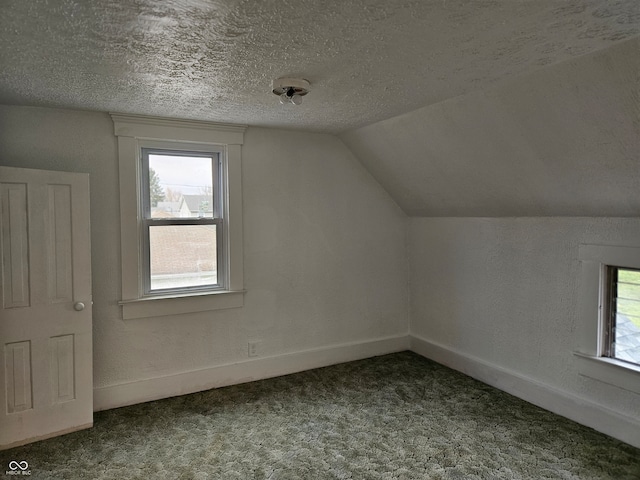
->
248, 341, 259, 357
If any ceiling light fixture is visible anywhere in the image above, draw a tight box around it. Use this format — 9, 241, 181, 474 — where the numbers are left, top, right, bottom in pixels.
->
272, 77, 310, 105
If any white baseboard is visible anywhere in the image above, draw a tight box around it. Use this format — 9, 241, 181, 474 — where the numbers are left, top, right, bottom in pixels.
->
94, 334, 410, 412
409, 334, 640, 449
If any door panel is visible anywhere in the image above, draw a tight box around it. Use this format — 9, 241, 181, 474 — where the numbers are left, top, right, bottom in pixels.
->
4, 341, 32, 413
0, 166, 92, 450
47, 184, 73, 303
1, 183, 30, 309
49, 334, 76, 404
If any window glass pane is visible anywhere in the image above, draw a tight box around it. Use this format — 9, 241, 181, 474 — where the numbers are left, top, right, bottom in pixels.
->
148, 154, 214, 219
612, 268, 640, 365
149, 225, 218, 290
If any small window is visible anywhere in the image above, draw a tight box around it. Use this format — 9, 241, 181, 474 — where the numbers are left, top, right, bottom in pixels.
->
576, 244, 640, 394
604, 267, 640, 366
141, 148, 224, 295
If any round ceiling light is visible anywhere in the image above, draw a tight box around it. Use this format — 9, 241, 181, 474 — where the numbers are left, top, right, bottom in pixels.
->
272, 77, 310, 105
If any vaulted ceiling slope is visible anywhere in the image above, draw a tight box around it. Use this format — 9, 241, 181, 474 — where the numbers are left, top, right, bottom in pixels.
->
0, 0, 638, 133
341, 37, 640, 217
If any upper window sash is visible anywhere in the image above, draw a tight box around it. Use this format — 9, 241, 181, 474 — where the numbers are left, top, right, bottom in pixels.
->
140, 147, 223, 220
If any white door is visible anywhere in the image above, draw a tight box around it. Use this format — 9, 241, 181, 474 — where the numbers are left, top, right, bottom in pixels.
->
0, 166, 92, 450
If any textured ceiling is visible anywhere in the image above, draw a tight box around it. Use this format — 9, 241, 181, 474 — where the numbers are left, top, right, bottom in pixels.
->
0, 0, 638, 133
342, 38, 639, 216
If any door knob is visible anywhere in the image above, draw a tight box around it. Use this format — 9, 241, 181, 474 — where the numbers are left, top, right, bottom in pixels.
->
74, 302, 85, 311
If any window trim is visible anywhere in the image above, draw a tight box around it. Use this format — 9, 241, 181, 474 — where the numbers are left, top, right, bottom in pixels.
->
575, 244, 640, 394
111, 114, 246, 319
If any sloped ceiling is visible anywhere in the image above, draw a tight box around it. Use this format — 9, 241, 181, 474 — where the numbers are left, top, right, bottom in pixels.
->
0, 0, 638, 133
341, 38, 639, 217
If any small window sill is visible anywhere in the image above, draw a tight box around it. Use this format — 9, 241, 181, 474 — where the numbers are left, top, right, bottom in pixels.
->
574, 352, 640, 395
119, 290, 245, 320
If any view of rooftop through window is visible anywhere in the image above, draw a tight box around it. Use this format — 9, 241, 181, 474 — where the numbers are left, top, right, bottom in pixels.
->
148, 154, 214, 219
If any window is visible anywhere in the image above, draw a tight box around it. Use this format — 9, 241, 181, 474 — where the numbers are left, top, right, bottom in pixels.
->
111, 114, 246, 319
142, 148, 223, 294
576, 244, 640, 394
603, 267, 640, 366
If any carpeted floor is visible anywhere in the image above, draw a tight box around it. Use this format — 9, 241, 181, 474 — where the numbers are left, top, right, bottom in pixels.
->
2, 352, 639, 479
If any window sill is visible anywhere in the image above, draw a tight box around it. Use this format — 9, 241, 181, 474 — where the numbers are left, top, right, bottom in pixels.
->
119, 290, 245, 320
574, 352, 640, 395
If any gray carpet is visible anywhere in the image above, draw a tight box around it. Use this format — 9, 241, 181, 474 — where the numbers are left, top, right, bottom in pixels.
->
2, 352, 639, 479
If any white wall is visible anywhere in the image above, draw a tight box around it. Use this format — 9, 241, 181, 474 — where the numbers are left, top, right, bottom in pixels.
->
408, 217, 640, 446
0, 105, 409, 408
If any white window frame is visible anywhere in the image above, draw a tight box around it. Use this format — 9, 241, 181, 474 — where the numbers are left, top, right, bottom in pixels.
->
575, 244, 640, 394
111, 114, 246, 319
141, 145, 224, 295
